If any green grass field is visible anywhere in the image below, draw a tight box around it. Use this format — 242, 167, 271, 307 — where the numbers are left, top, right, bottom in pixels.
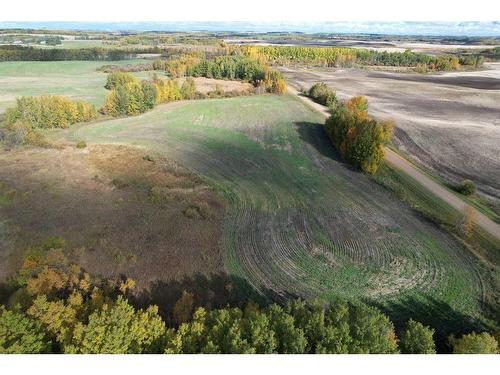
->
0, 60, 147, 114
59, 94, 497, 336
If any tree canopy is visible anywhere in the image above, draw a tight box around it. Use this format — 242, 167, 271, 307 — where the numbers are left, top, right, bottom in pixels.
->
400, 319, 436, 354
325, 95, 393, 174
449, 332, 499, 354
0, 239, 496, 354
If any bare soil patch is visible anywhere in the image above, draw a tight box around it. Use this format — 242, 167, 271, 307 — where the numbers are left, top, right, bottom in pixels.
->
281, 64, 500, 205
0, 144, 225, 288
176, 77, 254, 94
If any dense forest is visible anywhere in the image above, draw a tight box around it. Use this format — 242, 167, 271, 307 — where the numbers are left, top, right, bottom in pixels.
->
0, 43, 484, 72
243, 45, 483, 71
0, 45, 161, 61
0, 238, 498, 354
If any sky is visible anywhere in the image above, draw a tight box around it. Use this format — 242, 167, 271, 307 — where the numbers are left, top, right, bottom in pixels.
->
2, 0, 500, 22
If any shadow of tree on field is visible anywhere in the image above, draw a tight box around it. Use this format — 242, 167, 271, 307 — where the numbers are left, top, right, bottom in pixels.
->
293, 121, 358, 172
130, 272, 298, 326
294, 121, 338, 160
0, 281, 18, 306
372, 295, 491, 353
132, 272, 493, 352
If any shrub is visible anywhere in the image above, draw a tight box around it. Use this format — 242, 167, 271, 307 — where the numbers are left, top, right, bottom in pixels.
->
148, 186, 171, 205
308, 82, 337, 107
105, 72, 138, 90
458, 206, 476, 238
2, 120, 46, 147
154, 79, 181, 104
180, 78, 196, 100
182, 203, 210, 220
264, 70, 287, 95
345, 96, 368, 115
458, 179, 476, 196
76, 140, 87, 149
213, 84, 225, 97
141, 81, 158, 111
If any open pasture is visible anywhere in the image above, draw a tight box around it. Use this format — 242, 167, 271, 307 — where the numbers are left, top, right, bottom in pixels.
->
55, 94, 495, 331
0, 59, 146, 114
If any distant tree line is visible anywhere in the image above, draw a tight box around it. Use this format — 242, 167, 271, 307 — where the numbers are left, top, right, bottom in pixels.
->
325, 95, 393, 174
242, 46, 483, 71
0, 238, 497, 354
475, 46, 500, 61
0, 45, 162, 61
0, 34, 63, 46
119, 34, 224, 46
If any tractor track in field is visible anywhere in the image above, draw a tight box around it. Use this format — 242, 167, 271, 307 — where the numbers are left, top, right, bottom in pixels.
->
64, 96, 489, 322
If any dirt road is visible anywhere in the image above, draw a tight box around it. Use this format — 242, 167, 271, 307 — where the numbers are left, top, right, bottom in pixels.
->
281, 65, 500, 202
287, 85, 500, 241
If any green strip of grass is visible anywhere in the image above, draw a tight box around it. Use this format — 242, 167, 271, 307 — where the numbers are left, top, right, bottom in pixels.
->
386, 144, 500, 224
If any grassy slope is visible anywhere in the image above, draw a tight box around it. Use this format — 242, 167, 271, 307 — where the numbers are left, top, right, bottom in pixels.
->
0, 60, 145, 113
58, 94, 496, 336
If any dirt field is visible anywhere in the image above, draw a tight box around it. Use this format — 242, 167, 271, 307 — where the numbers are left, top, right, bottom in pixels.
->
176, 77, 254, 94
280, 63, 500, 204
0, 144, 225, 288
